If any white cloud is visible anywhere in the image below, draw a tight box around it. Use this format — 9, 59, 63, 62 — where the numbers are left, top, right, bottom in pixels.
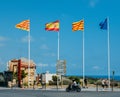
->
40, 37, 47, 41
43, 53, 56, 57
0, 36, 8, 41
21, 36, 34, 43
51, 53, 56, 57
93, 66, 100, 70
89, 0, 99, 8
40, 44, 49, 50
71, 64, 77, 66
0, 43, 5, 47
0, 36, 8, 47
37, 63, 56, 68
51, 64, 56, 67
37, 63, 48, 67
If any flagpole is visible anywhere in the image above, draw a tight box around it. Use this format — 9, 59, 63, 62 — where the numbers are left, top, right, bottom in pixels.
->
57, 31, 60, 90
28, 20, 31, 88
107, 17, 110, 89
58, 31, 60, 60
82, 20, 85, 87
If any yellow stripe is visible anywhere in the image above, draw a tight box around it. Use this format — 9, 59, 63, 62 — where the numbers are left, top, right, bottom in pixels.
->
72, 20, 84, 31
46, 21, 59, 29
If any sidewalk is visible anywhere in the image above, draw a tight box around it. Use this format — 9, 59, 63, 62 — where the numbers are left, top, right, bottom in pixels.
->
82, 87, 120, 92
32, 87, 120, 92
37, 87, 120, 92
0, 86, 120, 92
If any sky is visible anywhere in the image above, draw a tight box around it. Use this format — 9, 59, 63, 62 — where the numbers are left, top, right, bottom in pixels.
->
0, 0, 120, 76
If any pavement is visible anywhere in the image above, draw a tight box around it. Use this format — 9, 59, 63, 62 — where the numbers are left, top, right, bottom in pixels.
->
0, 86, 120, 92
0, 87, 120, 97
1, 88, 120, 97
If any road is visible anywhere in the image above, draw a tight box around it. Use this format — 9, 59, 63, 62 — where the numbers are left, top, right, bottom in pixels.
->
0, 89, 120, 97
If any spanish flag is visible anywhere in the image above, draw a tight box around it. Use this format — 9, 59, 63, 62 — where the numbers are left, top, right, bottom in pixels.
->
45, 20, 59, 32
16, 20, 30, 31
72, 20, 84, 31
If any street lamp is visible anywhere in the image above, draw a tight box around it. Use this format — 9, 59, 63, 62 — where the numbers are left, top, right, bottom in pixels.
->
112, 70, 115, 91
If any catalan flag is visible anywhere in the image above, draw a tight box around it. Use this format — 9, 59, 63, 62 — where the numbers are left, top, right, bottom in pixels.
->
16, 20, 30, 31
45, 20, 59, 32
72, 20, 84, 31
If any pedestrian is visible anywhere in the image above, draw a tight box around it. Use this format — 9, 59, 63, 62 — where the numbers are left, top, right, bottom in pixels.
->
84, 78, 88, 88
102, 79, 105, 90
104, 79, 108, 88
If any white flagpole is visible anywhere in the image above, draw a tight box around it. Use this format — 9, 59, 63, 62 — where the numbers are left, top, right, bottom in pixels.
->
58, 32, 60, 60
28, 20, 31, 88
57, 31, 60, 89
82, 21, 85, 87
107, 17, 110, 89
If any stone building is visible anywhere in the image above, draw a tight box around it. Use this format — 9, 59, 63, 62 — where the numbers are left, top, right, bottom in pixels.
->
8, 58, 36, 87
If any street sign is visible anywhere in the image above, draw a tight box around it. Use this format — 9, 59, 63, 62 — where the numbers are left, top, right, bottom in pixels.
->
56, 60, 66, 75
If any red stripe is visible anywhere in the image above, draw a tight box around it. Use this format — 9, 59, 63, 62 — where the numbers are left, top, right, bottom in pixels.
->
45, 28, 59, 31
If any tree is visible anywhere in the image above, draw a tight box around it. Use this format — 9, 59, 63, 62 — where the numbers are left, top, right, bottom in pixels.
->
13, 72, 17, 80
52, 75, 58, 85
68, 76, 80, 83
52, 75, 57, 82
21, 70, 28, 80
13, 70, 28, 81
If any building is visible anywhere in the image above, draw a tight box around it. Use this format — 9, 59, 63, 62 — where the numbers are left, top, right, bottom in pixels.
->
8, 58, 36, 87
0, 72, 5, 87
38, 71, 61, 84
44, 71, 56, 83
0, 71, 13, 87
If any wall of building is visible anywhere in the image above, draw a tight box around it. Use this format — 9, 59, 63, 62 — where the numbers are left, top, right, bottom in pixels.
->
45, 73, 56, 83
8, 58, 36, 86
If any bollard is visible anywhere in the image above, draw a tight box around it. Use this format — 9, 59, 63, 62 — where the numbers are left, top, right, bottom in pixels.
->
112, 83, 113, 91
96, 84, 98, 92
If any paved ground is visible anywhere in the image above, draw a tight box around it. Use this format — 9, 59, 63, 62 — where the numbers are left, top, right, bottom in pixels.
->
0, 88, 120, 97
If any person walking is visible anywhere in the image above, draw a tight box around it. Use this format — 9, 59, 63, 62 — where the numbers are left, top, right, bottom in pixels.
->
84, 78, 88, 88
102, 79, 105, 90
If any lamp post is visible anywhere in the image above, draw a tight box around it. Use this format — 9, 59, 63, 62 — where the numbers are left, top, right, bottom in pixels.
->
112, 70, 115, 91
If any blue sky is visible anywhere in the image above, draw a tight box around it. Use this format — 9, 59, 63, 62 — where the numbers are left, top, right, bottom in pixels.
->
0, 0, 120, 76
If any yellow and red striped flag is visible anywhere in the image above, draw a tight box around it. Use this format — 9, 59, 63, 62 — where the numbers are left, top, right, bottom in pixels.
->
16, 20, 30, 31
72, 20, 84, 31
45, 20, 59, 32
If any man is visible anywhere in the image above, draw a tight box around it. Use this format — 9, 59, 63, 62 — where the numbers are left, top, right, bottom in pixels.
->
84, 78, 88, 88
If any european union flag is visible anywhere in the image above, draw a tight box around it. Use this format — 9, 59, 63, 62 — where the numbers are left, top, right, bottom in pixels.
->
99, 18, 107, 30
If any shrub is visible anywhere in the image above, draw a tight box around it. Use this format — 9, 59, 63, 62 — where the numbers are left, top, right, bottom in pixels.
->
23, 83, 28, 86
68, 76, 80, 83
63, 79, 71, 85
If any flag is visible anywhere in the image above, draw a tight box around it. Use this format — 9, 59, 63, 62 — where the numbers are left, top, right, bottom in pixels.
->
45, 20, 59, 31
99, 18, 107, 30
16, 20, 30, 31
72, 20, 84, 31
